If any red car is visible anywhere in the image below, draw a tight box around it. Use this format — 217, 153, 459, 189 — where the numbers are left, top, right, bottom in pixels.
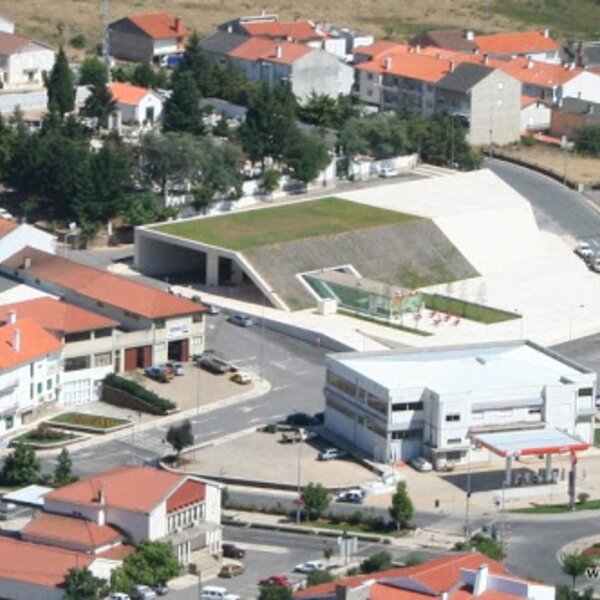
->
259, 575, 290, 587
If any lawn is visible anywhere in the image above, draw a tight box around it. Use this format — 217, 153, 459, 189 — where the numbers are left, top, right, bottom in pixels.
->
422, 294, 519, 324
48, 412, 129, 431
13, 429, 78, 446
154, 198, 418, 251
510, 499, 600, 514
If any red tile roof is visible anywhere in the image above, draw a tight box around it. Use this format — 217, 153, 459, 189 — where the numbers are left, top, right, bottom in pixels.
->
295, 553, 507, 598
109, 82, 151, 105
0, 537, 93, 588
167, 480, 206, 513
98, 543, 136, 560
128, 12, 190, 40
229, 37, 311, 65
354, 41, 408, 60
3, 247, 206, 320
0, 217, 18, 239
0, 31, 37, 55
0, 317, 62, 369
356, 52, 454, 83
492, 55, 585, 87
22, 513, 123, 550
0, 297, 117, 337
241, 20, 324, 42
475, 31, 560, 55
45, 465, 186, 514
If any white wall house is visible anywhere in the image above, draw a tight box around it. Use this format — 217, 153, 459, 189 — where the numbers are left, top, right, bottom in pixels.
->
520, 97, 551, 131
108, 82, 164, 126
0, 15, 15, 34
323, 341, 596, 466
0, 32, 54, 90
0, 218, 55, 262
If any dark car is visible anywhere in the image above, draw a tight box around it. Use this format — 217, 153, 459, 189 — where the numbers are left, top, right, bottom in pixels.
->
198, 353, 231, 375
228, 314, 253, 327
285, 412, 319, 427
222, 543, 246, 559
144, 366, 172, 383
153, 582, 169, 596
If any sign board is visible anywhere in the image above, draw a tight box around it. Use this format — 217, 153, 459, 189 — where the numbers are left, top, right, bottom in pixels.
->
167, 319, 191, 340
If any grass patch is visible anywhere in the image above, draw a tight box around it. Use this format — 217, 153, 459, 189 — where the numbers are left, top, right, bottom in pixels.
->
595, 428, 600, 446
338, 308, 432, 336
153, 198, 419, 251
510, 499, 600, 514
422, 293, 518, 324
49, 412, 129, 430
13, 427, 78, 446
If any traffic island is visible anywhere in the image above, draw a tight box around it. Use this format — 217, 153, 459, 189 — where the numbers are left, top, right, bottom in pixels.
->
45, 412, 132, 434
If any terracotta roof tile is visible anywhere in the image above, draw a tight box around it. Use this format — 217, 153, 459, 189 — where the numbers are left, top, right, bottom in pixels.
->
0, 317, 62, 369
475, 31, 560, 55
354, 41, 409, 59
242, 20, 324, 42
98, 543, 136, 560
356, 52, 453, 83
229, 37, 311, 65
167, 480, 205, 513
0, 537, 93, 588
128, 12, 190, 40
0, 217, 18, 239
0, 31, 36, 55
3, 247, 206, 320
492, 56, 586, 87
109, 82, 151, 105
45, 465, 186, 513
22, 513, 123, 550
0, 297, 118, 336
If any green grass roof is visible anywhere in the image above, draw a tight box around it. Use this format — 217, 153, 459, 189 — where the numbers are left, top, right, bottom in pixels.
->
153, 197, 419, 251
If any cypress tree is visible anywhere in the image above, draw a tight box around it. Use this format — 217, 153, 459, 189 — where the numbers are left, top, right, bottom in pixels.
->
46, 47, 75, 117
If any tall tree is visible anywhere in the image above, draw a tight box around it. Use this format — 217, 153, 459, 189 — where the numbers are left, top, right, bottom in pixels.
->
0, 113, 13, 178
53, 448, 77, 487
0, 443, 41, 486
283, 128, 331, 185
78, 57, 109, 88
301, 482, 331, 520
389, 481, 414, 530
166, 420, 194, 465
46, 46, 75, 117
64, 567, 104, 600
163, 69, 205, 135
132, 62, 157, 88
81, 84, 117, 124
561, 552, 594, 590
299, 93, 339, 129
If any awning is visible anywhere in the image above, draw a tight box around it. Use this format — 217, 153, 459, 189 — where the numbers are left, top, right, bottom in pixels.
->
470, 427, 589, 457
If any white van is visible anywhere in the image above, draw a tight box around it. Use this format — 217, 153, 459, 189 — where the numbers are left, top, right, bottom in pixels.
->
201, 586, 240, 600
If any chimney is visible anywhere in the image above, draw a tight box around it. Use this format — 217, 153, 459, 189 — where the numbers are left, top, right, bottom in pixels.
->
174, 17, 182, 33
227, 24, 233, 33
483, 53, 489, 65
465, 29, 475, 41
415, 44, 421, 54
588, 104, 594, 115
473, 564, 489, 596
384, 56, 392, 70
275, 44, 282, 59
543, 27, 550, 38
449, 59, 455, 72
23, 257, 31, 270
6, 310, 16, 325
12, 329, 21, 353
526, 57, 534, 69
96, 486, 106, 525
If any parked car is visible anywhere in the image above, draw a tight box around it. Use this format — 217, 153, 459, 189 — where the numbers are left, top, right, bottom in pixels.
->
165, 361, 185, 376
201, 585, 240, 600
259, 575, 291, 587
197, 352, 232, 375
337, 489, 364, 503
131, 585, 157, 600
318, 447, 347, 461
575, 241, 594, 260
281, 428, 316, 443
379, 166, 399, 178
204, 304, 220, 315
285, 412, 319, 427
219, 562, 245, 578
228, 314, 253, 327
294, 560, 326, 574
230, 371, 251, 385
410, 456, 433, 472
153, 582, 169, 596
110, 594, 131, 600
144, 366, 172, 383
222, 543, 246, 559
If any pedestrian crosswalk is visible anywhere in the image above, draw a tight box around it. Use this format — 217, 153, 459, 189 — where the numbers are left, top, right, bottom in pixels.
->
412, 164, 458, 178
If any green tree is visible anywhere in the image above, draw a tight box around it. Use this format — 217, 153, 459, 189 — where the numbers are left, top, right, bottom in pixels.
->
340, 113, 409, 160
301, 482, 331, 520
196, 137, 242, 200
78, 57, 109, 88
178, 33, 221, 97
166, 420, 194, 465
132, 63, 157, 88
46, 46, 75, 117
163, 69, 205, 135
360, 550, 393, 574
404, 552, 423, 567
283, 129, 331, 184
259, 168, 281, 196
0, 113, 14, 177
81, 84, 117, 124
121, 191, 161, 225
299, 93, 340, 129
64, 567, 104, 600
389, 481, 414, 530
258, 585, 293, 600
53, 448, 77, 487
561, 552, 594, 590
307, 570, 333, 586
0, 443, 41, 486
110, 541, 179, 591
575, 124, 600, 155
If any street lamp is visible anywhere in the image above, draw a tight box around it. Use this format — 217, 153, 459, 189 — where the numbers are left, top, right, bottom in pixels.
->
465, 443, 472, 538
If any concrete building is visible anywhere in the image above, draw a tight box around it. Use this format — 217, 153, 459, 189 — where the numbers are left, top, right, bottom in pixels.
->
0, 247, 206, 369
520, 96, 551, 131
108, 12, 190, 64
226, 37, 354, 102
323, 341, 595, 466
435, 62, 522, 145
0, 15, 15, 34
0, 31, 54, 90
0, 217, 55, 262
550, 97, 600, 139
0, 315, 62, 435
295, 552, 555, 600
108, 81, 164, 127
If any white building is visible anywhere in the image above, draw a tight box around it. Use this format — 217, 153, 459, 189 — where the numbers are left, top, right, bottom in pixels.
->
0, 314, 62, 435
0, 31, 54, 90
323, 341, 596, 467
108, 81, 164, 127
0, 217, 55, 263
0, 15, 15, 34
520, 96, 551, 131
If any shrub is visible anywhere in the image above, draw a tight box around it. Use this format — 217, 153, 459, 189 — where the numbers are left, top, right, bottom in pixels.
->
29, 426, 67, 442
348, 511, 364, 526
361, 551, 393, 574
104, 374, 175, 414
578, 493, 590, 504
365, 516, 389, 532
70, 34, 87, 49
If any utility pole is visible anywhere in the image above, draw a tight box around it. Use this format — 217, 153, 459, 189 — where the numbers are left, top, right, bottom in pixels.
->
102, 0, 110, 65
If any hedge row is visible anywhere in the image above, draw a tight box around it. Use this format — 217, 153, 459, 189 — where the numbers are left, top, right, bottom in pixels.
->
104, 374, 175, 414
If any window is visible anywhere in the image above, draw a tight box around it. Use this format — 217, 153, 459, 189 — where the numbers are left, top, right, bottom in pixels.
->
326, 372, 357, 398
154, 319, 166, 329
367, 393, 387, 415
367, 72, 373, 81
64, 356, 91, 372
445, 414, 460, 422
5, 416, 14, 430
391, 429, 423, 440
392, 401, 423, 411
447, 438, 462, 445
46, 378, 52, 391
37, 382, 43, 395
96, 301, 104, 308
65, 331, 91, 343
528, 408, 541, 414
94, 352, 112, 367
94, 328, 112, 338
578, 387, 593, 397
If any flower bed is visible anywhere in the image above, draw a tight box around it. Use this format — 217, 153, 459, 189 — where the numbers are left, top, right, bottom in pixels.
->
47, 412, 131, 434
12, 425, 81, 448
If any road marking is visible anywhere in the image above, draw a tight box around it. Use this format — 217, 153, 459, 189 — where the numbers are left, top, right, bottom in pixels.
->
230, 542, 290, 554
270, 361, 288, 370
272, 384, 291, 392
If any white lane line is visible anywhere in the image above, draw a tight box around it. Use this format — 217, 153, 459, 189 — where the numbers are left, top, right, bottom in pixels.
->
230, 542, 290, 554
270, 361, 288, 370
272, 384, 291, 392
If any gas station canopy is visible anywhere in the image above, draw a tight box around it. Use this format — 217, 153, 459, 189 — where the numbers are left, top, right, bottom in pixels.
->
471, 427, 589, 457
